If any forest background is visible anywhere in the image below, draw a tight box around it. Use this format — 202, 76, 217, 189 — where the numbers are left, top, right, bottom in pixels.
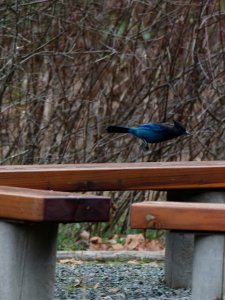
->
1, 1, 225, 249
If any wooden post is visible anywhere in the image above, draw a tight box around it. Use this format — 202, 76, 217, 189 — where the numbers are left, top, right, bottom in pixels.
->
0, 221, 58, 300
165, 190, 225, 289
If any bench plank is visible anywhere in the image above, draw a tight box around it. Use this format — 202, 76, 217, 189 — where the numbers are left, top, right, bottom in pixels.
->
0, 161, 224, 191
130, 201, 225, 231
0, 186, 110, 222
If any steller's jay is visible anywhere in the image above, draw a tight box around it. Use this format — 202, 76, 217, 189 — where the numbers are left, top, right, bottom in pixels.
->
107, 120, 190, 151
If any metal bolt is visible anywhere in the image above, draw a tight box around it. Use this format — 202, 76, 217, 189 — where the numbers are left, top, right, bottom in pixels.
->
145, 214, 156, 222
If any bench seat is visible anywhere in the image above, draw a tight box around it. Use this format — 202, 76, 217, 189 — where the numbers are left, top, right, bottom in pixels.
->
130, 199, 225, 300
0, 186, 110, 300
0, 185, 110, 222
130, 201, 225, 231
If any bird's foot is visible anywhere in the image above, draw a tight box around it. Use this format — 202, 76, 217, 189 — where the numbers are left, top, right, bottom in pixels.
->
141, 140, 149, 152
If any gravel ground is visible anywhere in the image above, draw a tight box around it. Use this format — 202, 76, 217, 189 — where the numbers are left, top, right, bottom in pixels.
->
54, 261, 191, 300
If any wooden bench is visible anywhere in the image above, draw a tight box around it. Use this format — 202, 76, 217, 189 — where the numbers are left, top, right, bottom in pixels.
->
0, 161, 225, 300
130, 201, 225, 300
0, 186, 110, 300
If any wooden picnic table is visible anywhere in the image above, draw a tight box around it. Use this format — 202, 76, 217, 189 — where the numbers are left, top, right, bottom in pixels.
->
0, 161, 225, 300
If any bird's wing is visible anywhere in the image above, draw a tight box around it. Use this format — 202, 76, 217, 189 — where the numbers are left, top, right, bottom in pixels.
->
138, 123, 170, 131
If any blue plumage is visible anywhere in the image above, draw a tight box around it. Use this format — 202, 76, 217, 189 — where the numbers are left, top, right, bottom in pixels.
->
107, 120, 189, 151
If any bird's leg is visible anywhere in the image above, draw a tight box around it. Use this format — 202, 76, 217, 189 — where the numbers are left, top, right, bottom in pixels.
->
141, 139, 149, 151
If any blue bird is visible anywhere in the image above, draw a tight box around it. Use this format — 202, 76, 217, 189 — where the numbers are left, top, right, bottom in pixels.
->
107, 120, 190, 151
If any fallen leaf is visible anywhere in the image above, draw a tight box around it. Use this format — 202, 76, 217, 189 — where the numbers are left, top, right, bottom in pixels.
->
89, 236, 103, 250
94, 283, 100, 289
110, 243, 124, 250
110, 287, 120, 293
80, 230, 90, 241
145, 239, 164, 251
127, 260, 139, 264
59, 259, 83, 264
124, 234, 145, 250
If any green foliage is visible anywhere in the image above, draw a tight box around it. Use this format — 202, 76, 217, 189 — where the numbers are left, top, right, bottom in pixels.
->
57, 224, 87, 251
57, 223, 164, 250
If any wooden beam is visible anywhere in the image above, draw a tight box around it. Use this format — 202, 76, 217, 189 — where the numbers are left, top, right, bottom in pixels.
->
0, 161, 224, 191
130, 201, 225, 231
0, 186, 110, 222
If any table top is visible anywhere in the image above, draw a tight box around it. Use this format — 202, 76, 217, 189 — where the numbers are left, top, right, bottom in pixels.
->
0, 161, 224, 191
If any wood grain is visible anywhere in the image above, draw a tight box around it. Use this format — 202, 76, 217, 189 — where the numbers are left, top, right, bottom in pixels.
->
0, 161, 224, 191
130, 201, 225, 231
0, 186, 110, 222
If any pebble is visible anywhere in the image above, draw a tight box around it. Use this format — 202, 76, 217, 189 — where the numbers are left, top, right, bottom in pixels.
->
54, 262, 191, 300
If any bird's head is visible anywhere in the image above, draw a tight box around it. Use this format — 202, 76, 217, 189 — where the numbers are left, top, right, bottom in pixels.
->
173, 120, 190, 136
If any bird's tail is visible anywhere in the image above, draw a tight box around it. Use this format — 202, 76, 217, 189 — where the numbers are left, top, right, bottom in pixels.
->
107, 126, 129, 133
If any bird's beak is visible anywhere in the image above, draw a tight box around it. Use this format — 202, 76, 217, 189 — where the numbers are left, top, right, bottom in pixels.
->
185, 130, 191, 136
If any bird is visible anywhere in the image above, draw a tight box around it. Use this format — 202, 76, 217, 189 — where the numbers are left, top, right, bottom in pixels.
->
107, 120, 190, 151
